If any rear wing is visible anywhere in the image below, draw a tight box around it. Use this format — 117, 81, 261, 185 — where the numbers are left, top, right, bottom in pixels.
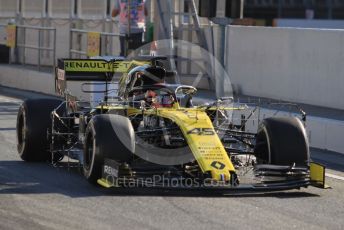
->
55, 58, 158, 96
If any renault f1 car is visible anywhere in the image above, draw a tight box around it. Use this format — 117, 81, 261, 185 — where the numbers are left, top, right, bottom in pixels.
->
16, 56, 327, 191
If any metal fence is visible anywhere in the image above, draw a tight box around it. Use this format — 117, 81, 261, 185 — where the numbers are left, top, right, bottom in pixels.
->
16, 25, 57, 71
69, 28, 122, 58
0, 24, 57, 70
1, 23, 123, 71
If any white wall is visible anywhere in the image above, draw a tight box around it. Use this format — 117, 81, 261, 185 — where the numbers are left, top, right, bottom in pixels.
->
0, 65, 89, 100
22, 0, 45, 18
78, 0, 107, 19
0, 0, 18, 18
307, 116, 344, 153
0, 65, 55, 95
48, 0, 71, 18
226, 26, 344, 110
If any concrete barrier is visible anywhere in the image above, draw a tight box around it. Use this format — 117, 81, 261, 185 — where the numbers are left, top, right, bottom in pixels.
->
0, 65, 89, 100
0, 65, 55, 95
0, 0, 17, 18
226, 26, 344, 110
307, 117, 344, 153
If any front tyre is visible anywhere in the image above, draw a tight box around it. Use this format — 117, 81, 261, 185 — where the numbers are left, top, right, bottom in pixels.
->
254, 117, 310, 167
83, 114, 135, 184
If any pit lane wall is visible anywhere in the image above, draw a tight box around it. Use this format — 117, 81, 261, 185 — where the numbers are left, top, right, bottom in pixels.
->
0, 65, 90, 101
224, 25, 344, 153
226, 26, 344, 110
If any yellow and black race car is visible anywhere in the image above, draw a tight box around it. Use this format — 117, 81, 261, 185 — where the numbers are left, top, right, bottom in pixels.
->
16, 56, 327, 192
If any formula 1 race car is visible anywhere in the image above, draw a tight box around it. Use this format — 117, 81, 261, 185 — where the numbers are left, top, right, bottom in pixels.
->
16, 56, 327, 191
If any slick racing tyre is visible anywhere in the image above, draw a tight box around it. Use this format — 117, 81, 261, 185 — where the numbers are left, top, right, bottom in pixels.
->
83, 114, 135, 183
16, 98, 63, 161
254, 117, 309, 167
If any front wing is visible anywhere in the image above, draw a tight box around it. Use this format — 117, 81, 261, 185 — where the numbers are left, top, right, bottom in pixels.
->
96, 160, 328, 192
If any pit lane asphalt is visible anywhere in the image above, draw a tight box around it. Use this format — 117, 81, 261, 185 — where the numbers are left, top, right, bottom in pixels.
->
0, 87, 344, 230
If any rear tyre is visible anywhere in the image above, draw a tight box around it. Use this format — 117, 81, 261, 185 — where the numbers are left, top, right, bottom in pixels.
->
254, 117, 309, 167
16, 98, 63, 161
83, 114, 135, 183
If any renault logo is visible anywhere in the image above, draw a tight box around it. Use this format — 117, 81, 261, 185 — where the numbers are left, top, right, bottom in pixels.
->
211, 161, 225, 170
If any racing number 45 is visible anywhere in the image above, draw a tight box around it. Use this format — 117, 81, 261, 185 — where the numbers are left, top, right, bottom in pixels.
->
187, 128, 215, 136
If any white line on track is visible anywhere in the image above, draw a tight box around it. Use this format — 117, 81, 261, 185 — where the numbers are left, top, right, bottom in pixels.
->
326, 173, 344, 181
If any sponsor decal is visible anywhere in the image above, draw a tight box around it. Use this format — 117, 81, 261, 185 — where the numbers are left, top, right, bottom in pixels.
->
63, 60, 149, 73
6, 25, 16, 48
87, 32, 100, 57
103, 159, 120, 179
104, 165, 119, 178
